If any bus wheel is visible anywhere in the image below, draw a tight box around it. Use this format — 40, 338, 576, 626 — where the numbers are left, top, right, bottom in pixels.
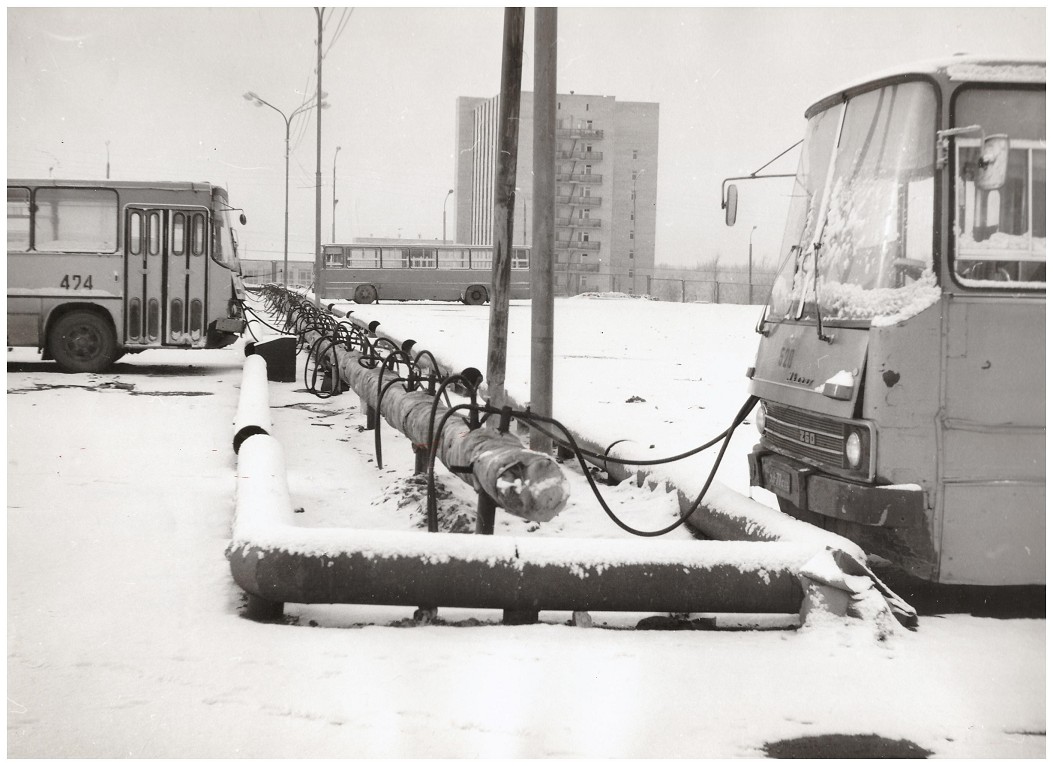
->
354, 285, 378, 304
48, 310, 118, 373
463, 285, 488, 305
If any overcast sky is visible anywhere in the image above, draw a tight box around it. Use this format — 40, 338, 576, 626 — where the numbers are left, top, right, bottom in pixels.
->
7, 6, 1046, 269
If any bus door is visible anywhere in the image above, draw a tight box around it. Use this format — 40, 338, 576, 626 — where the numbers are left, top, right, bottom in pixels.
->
125, 206, 210, 347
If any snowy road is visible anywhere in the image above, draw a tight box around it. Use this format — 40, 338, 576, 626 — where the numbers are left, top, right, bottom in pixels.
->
6, 297, 1045, 757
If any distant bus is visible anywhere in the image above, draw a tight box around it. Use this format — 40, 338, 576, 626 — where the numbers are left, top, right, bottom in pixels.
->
320, 243, 530, 304
7, 179, 247, 372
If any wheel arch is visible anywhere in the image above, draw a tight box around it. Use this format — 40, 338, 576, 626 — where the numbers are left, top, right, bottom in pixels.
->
42, 301, 121, 361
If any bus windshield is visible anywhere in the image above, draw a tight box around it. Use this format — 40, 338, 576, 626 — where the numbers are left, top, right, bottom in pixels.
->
212, 199, 240, 271
767, 80, 940, 325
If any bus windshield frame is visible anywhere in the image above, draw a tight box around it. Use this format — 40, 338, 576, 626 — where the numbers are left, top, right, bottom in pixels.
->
765, 78, 941, 327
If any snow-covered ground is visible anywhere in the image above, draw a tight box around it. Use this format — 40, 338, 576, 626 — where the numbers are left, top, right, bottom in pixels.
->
6, 296, 1044, 758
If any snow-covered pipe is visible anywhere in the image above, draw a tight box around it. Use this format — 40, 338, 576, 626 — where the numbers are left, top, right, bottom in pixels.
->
229, 434, 810, 617
232, 354, 272, 453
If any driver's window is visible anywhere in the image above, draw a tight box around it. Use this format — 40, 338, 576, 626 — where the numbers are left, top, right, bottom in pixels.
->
953, 88, 1045, 286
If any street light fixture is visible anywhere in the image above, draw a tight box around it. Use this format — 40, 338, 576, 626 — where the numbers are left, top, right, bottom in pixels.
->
442, 188, 454, 244
243, 90, 321, 287
332, 145, 341, 242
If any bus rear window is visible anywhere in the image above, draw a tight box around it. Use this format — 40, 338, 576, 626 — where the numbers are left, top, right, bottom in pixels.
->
34, 188, 118, 253
7, 187, 30, 252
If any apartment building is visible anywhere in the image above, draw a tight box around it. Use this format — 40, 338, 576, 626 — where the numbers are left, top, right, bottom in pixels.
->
455, 91, 658, 295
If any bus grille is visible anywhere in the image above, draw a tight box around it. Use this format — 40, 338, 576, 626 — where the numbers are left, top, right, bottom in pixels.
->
763, 403, 844, 470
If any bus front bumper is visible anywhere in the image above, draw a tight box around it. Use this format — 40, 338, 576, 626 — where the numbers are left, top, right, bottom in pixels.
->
748, 446, 926, 528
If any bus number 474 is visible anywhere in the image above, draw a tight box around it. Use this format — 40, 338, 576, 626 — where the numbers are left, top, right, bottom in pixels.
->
60, 274, 93, 290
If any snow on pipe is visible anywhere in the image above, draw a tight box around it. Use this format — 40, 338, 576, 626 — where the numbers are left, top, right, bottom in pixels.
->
228, 434, 811, 617
232, 354, 272, 454
302, 328, 570, 523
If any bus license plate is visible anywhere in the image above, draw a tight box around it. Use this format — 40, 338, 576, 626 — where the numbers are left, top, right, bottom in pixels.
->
764, 463, 793, 496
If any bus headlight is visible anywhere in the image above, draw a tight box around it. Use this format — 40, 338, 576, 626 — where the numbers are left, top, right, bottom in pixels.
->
845, 430, 863, 468
755, 402, 767, 435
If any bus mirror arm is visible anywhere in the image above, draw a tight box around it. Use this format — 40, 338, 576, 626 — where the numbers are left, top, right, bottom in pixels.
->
719, 139, 803, 226
935, 124, 982, 169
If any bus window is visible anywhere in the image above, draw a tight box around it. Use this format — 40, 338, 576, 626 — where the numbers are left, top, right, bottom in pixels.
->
471, 250, 493, 270
953, 88, 1045, 285
438, 248, 470, 269
34, 187, 118, 253
324, 246, 345, 268
381, 248, 407, 268
172, 212, 186, 256
512, 248, 529, 269
348, 247, 379, 268
128, 210, 143, 256
191, 213, 206, 256
7, 187, 30, 252
408, 247, 436, 268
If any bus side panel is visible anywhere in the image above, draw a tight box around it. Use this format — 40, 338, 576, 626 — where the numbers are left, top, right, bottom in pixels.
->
8, 251, 124, 346
941, 484, 1045, 585
8, 297, 42, 346
940, 296, 1046, 585
859, 303, 943, 578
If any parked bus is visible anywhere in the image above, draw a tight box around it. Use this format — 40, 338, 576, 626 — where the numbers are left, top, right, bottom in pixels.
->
724, 56, 1045, 586
7, 179, 247, 373
320, 243, 530, 304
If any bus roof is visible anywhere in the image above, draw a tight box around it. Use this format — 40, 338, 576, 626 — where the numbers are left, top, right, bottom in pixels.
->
806, 55, 1045, 118
8, 179, 221, 193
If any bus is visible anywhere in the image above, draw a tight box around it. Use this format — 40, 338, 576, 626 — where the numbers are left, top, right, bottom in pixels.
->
320, 243, 530, 304
7, 179, 247, 373
726, 56, 1045, 586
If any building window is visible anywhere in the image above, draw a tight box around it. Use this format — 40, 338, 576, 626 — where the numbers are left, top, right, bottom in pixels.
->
630, 230, 635, 240
585, 144, 592, 153
580, 232, 589, 243
586, 119, 593, 129
632, 170, 638, 181
586, 103, 590, 112
630, 212, 635, 221
633, 149, 638, 160
629, 250, 635, 260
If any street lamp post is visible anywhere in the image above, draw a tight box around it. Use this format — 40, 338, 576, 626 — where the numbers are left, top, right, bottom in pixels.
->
748, 225, 758, 304
442, 188, 453, 244
243, 91, 317, 288
332, 146, 341, 242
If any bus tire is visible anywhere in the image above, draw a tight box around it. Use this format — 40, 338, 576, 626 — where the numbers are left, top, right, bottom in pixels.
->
48, 310, 118, 374
463, 285, 488, 305
354, 285, 378, 304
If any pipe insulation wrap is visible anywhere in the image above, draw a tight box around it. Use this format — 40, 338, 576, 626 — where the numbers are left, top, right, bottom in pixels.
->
232, 354, 272, 453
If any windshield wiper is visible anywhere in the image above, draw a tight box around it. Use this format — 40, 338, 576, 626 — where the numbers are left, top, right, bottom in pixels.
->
811, 241, 832, 343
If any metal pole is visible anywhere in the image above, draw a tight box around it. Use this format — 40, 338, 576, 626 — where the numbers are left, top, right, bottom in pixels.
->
530, 7, 556, 454
313, 7, 325, 309
749, 225, 757, 304
332, 145, 341, 242
284, 120, 291, 287
443, 188, 453, 244
480, 6, 524, 535
105, 140, 110, 179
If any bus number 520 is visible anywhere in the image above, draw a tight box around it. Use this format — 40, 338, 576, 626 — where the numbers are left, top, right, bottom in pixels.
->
60, 274, 93, 290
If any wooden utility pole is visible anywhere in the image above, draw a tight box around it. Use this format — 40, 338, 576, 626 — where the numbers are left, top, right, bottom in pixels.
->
530, 8, 557, 454
479, 7, 525, 537
485, 8, 525, 415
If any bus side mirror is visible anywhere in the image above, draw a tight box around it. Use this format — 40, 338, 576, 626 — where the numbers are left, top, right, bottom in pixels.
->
724, 184, 738, 227
976, 134, 1009, 191
239, 213, 248, 225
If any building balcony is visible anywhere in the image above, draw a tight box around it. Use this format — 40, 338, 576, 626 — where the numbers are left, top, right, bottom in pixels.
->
556, 173, 603, 184
557, 195, 603, 206
555, 261, 600, 273
556, 150, 604, 161
556, 240, 601, 251
556, 128, 605, 139
556, 217, 602, 228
